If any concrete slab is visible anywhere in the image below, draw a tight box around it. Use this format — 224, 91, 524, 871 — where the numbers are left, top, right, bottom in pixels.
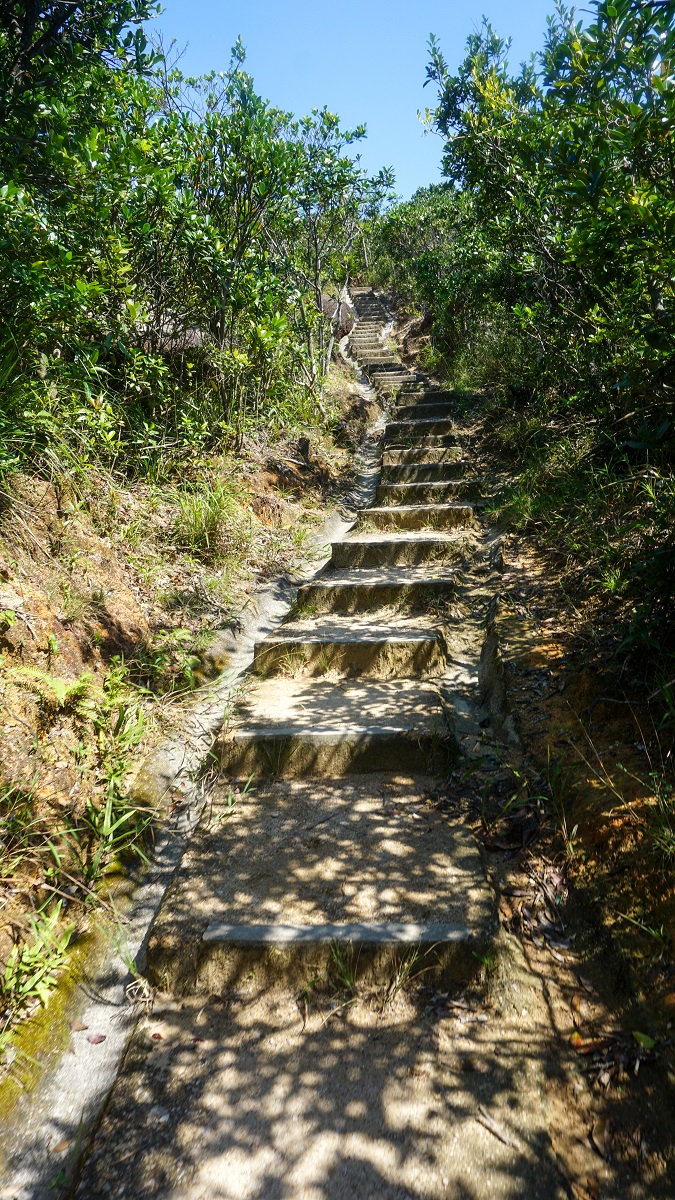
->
331, 530, 472, 568
146, 775, 494, 992
381, 460, 467, 483
295, 567, 459, 613
384, 418, 457, 440
375, 480, 461, 504
253, 614, 447, 678
218, 678, 457, 777
383, 445, 464, 467
394, 402, 457, 420
75, 987, 568, 1200
355, 503, 474, 531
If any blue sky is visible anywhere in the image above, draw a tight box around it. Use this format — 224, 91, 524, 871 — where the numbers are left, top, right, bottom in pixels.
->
151, 1, 555, 199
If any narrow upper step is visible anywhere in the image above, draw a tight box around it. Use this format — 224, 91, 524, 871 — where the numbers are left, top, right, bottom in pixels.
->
354, 503, 474, 531
384, 417, 457, 441
382, 445, 464, 467
253, 614, 448, 679
331, 530, 472, 568
295, 565, 459, 613
375, 480, 461, 504
381, 460, 468, 483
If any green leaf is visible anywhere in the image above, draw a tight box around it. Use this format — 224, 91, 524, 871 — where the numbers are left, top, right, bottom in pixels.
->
632, 1031, 655, 1050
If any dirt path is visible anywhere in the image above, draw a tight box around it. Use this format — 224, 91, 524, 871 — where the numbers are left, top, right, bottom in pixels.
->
21, 290, 673, 1200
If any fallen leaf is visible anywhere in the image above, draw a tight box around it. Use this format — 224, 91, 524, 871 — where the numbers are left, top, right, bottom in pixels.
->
632, 1030, 655, 1050
87, 1034, 106, 1045
570, 1032, 607, 1055
591, 1118, 610, 1159
71, 1020, 88, 1032
52, 1139, 70, 1153
151, 1032, 163, 1041
570, 1186, 593, 1200
578, 974, 596, 994
571, 1179, 600, 1200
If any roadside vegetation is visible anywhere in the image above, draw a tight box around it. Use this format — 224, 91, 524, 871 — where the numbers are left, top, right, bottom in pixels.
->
369, 0, 675, 993
0, 1, 388, 1060
372, 0, 674, 663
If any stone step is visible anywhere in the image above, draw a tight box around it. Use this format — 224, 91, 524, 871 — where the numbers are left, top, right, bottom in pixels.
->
382, 445, 463, 467
218, 678, 457, 778
375, 480, 461, 505
331, 531, 469, 569
376, 378, 430, 390
385, 416, 457, 438
295, 566, 458, 613
252, 615, 447, 679
384, 433, 459, 450
355, 503, 474, 532
366, 365, 414, 377
147, 775, 495, 993
391, 400, 454, 420
381, 460, 468, 484
395, 388, 456, 401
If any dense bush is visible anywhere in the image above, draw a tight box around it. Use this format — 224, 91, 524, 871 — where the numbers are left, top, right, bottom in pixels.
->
0, 3, 391, 476
370, 0, 675, 660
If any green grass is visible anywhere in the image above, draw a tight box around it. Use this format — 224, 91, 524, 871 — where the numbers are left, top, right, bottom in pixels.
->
173, 479, 244, 563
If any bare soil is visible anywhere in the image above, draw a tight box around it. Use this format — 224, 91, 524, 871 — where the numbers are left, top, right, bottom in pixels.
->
0, 363, 376, 1039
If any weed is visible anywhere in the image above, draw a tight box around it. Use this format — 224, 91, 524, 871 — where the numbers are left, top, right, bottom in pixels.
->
127, 629, 205, 694
619, 911, 666, 947
8, 667, 100, 717
173, 480, 242, 563
329, 941, 359, 998
216, 774, 255, 822
0, 609, 16, 632
382, 944, 435, 1007
545, 748, 580, 860
45, 632, 59, 666
59, 581, 107, 625
0, 902, 75, 1061
649, 773, 675, 862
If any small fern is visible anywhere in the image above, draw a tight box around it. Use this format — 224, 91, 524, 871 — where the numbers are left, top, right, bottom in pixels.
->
9, 667, 100, 717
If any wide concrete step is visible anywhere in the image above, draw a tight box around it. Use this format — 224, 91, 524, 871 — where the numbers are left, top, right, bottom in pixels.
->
393, 402, 456, 421
355, 503, 474, 532
252, 615, 447, 679
375, 480, 462, 505
332, 531, 469, 569
366, 367, 415, 379
295, 566, 458, 613
385, 418, 457, 441
147, 775, 495, 993
384, 433, 459, 450
395, 388, 456, 401
381, 460, 468, 484
383, 445, 463, 467
218, 678, 457, 778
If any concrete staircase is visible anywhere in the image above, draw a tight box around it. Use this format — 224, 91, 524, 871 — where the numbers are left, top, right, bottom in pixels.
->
145, 287, 495, 995
73, 291, 579, 1200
